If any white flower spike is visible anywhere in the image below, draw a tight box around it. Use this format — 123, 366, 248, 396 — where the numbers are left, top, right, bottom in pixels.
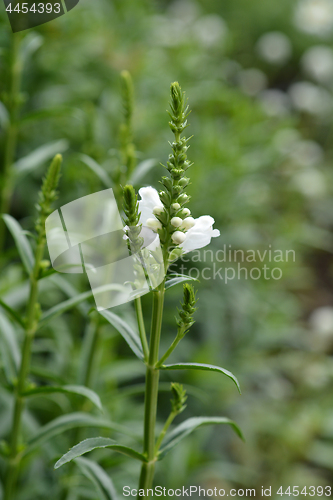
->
138, 186, 220, 252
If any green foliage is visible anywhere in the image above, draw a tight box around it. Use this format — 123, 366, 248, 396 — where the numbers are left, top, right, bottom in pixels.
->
1, 0, 333, 497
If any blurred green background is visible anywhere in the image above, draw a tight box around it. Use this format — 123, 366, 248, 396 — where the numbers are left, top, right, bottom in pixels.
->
1, 0, 333, 498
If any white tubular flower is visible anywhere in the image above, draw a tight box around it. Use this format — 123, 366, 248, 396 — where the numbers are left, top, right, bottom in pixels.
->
138, 187, 220, 253
172, 231, 186, 245
171, 217, 183, 228
181, 216, 220, 253
138, 187, 163, 225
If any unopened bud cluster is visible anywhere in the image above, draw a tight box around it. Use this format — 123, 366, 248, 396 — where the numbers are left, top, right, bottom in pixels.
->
150, 82, 194, 253
123, 184, 143, 254
170, 383, 187, 414
177, 283, 197, 335
35, 154, 62, 239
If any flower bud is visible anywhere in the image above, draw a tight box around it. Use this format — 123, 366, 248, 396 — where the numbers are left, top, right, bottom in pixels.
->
146, 218, 162, 232
177, 193, 189, 205
172, 185, 182, 196
172, 231, 186, 245
153, 206, 164, 215
168, 247, 183, 262
181, 216, 195, 230
159, 190, 171, 207
172, 203, 181, 211
161, 176, 173, 191
178, 177, 189, 188
182, 208, 191, 216
171, 168, 183, 180
171, 217, 183, 228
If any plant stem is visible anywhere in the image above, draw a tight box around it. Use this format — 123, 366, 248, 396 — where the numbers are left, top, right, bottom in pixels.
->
138, 280, 165, 495
0, 33, 22, 254
135, 297, 149, 361
155, 411, 176, 454
156, 329, 184, 368
78, 313, 100, 388
4, 237, 45, 500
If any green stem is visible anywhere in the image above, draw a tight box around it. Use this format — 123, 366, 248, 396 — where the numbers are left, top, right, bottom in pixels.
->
155, 411, 177, 454
156, 328, 184, 368
4, 235, 45, 500
0, 33, 22, 254
78, 314, 100, 388
138, 281, 165, 496
135, 297, 149, 361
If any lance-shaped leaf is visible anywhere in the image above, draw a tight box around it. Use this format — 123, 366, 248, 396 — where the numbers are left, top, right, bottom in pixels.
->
55, 437, 147, 469
22, 385, 103, 411
160, 362, 241, 394
25, 412, 133, 455
129, 158, 157, 185
75, 457, 118, 500
0, 299, 25, 328
79, 154, 113, 188
99, 310, 143, 360
13, 139, 68, 178
158, 417, 244, 459
0, 312, 21, 384
165, 274, 199, 290
38, 290, 94, 329
2, 215, 34, 274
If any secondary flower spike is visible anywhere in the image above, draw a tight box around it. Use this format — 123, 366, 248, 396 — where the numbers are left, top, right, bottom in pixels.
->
138, 186, 220, 253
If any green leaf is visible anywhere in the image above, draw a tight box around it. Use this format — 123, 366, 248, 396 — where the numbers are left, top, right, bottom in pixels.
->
79, 154, 113, 188
160, 362, 241, 394
55, 437, 147, 469
22, 385, 103, 411
21, 106, 73, 125
49, 275, 89, 315
13, 140, 68, 178
2, 215, 34, 274
0, 312, 21, 384
99, 310, 143, 360
75, 457, 118, 500
38, 290, 94, 329
165, 274, 199, 290
25, 412, 133, 455
0, 101, 9, 130
0, 299, 25, 328
38, 285, 125, 330
129, 158, 157, 185
19, 32, 43, 65
159, 417, 244, 459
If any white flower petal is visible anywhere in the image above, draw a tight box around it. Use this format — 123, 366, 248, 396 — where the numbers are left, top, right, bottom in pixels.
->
180, 215, 220, 253
138, 187, 162, 225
